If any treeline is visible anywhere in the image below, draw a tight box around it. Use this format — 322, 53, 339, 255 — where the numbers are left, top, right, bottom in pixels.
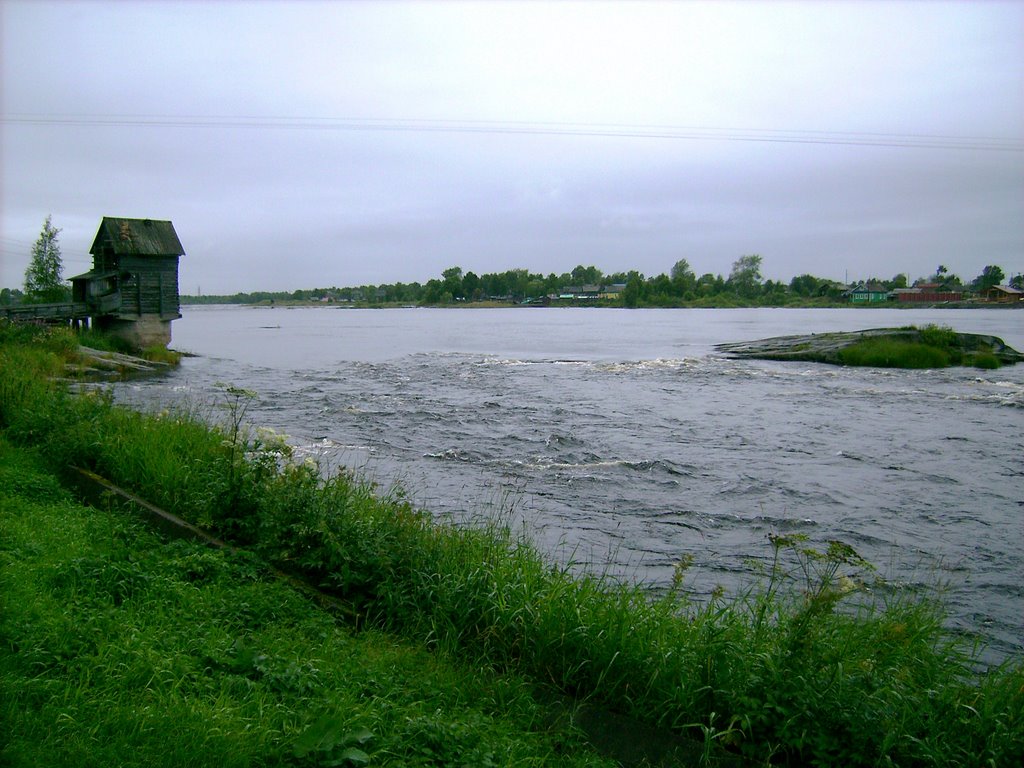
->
4, 214, 1017, 308
183, 256, 830, 306
176, 255, 1016, 307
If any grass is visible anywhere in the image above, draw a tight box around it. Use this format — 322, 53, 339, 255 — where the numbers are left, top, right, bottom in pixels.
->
837, 336, 952, 368
0, 438, 615, 767
76, 327, 137, 354
837, 324, 1007, 369
75, 327, 183, 365
2, 318, 1023, 766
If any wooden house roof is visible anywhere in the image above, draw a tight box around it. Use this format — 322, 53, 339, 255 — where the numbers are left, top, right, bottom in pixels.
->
987, 285, 1022, 295
90, 217, 184, 257
847, 282, 888, 294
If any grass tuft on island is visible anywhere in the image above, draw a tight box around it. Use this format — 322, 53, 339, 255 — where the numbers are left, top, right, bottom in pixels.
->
2, 320, 1023, 767
717, 324, 1022, 369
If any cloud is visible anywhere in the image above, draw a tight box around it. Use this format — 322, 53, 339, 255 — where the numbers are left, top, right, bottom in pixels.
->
2, 1, 1022, 292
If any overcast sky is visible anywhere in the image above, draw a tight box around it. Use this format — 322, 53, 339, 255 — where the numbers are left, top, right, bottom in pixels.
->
2, 0, 1022, 294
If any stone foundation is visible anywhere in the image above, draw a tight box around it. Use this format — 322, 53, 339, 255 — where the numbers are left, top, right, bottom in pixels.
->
96, 314, 175, 350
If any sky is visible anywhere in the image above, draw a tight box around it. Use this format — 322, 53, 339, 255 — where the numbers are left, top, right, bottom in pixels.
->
2, 0, 1022, 294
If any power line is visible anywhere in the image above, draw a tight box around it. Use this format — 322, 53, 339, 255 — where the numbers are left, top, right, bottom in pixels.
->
3, 113, 1021, 152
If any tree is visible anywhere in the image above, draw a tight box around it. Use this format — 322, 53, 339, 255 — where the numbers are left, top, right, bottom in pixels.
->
670, 259, 696, 296
972, 265, 1005, 292
728, 254, 763, 298
24, 215, 68, 303
670, 258, 694, 283
421, 279, 444, 304
648, 273, 673, 303
462, 271, 481, 301
441, 266, 464, 299
763, 279, 787, 299
789, 274, 822, 297
570, 264, 603, 286
1, 288, 24, 306
504, 268, 533, 300
696, 273, 723, 296
620, 272, 644, 308
1010, 274, 1023, 290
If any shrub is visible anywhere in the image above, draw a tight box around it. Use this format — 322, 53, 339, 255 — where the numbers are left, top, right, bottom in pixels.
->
917, 324, 958, 348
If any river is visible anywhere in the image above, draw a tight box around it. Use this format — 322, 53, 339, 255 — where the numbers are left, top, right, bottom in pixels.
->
114, 306, 1024, 664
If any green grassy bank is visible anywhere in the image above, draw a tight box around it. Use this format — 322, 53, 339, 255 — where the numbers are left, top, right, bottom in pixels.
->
0, 438, 615, 767
2, 321, 1022, 766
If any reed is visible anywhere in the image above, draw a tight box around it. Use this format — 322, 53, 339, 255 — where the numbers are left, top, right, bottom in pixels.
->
2, 323, 1021, 766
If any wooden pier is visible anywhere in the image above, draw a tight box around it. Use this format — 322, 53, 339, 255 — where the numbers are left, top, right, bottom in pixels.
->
2, 301, 92, 327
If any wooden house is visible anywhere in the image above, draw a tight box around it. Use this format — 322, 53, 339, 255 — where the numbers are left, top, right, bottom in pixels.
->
559, 285, 602, 300
598, 283, 627, 300
71, 217, 184, 347
846, 282, 889, 303
894, 288, 963, 303
983, 285, 1023, 303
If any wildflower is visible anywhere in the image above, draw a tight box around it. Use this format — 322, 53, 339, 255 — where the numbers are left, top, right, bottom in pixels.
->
838, 575, 858, 595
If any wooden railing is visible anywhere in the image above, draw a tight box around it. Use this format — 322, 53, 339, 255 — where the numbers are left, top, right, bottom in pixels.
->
1, 302, 90, 322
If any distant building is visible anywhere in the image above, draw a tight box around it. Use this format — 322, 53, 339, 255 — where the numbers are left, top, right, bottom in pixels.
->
846, 282, 889, 303
894, 287, 963, 303
983, 285, 1024, 303
71, 217, 184, 347
559, 284, 617, 300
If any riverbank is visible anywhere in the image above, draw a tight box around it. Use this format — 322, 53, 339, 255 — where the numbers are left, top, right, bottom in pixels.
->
0, 438, 622, 767
180, 293, 1024, 311
2, 321, 1022, 766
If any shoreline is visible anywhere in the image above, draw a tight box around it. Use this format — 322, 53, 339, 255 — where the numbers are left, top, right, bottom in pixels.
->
178, 297, 1023, 311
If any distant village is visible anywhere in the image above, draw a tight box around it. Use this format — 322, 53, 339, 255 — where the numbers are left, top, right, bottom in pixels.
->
3, 223, 1021, 314
176, 259, 1023, 308
846, 280, 1022, 305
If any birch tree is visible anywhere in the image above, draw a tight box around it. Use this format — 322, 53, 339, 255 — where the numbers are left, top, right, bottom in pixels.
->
23, 215, 68, 303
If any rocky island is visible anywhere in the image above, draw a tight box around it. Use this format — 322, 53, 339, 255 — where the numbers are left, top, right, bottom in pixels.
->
716, 326, 1023, 368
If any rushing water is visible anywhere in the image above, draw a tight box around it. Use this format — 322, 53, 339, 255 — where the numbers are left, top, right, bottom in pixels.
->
116, 306, 1024, 663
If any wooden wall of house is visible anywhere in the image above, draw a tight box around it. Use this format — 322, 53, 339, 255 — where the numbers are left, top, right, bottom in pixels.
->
93, 252, 118, 273
115, 255, 180, 318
